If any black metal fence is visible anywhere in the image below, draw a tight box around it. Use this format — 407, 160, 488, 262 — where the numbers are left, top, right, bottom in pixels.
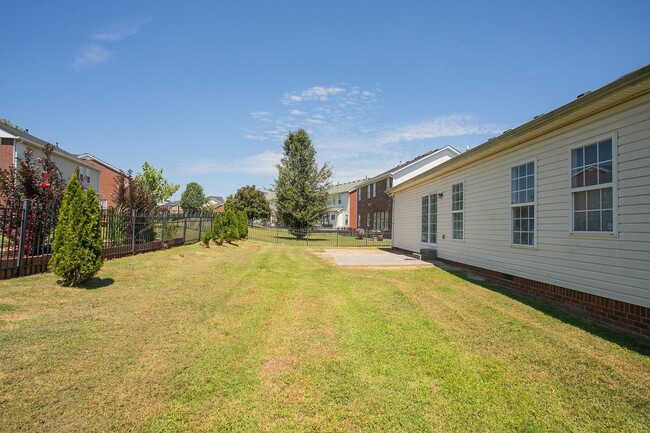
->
247, 224, 392, 247
0, 200, 215, 280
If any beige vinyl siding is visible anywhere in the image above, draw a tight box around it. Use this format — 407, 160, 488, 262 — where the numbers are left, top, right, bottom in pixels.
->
393, 92, 650, 307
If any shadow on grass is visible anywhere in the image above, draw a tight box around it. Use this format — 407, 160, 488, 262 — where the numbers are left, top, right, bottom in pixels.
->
80, 277, 115, 290
448, 269, 650, 356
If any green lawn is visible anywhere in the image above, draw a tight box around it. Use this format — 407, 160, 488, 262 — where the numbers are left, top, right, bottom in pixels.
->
0, 241, 648, 432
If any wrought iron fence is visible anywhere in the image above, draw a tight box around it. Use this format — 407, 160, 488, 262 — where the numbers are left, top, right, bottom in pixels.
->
0, 201, 215, 280
247, 224, 392, 247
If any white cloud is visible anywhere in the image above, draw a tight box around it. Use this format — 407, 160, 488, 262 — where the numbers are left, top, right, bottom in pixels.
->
93, 18, 150, 41
283, 86, 345, 104
70, 44, 112, 70
251, 111, 272, 120
181, 150, 282, 175
377, 114, 504, 145
290, 109, 305, 116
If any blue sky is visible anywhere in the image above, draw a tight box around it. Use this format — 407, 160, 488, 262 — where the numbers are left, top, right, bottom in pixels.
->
1, 1, 648, 199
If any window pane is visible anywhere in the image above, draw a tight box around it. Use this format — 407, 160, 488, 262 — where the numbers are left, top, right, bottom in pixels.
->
513, 232, 521, 244
519, 178, 526, 191
521, 219, 528, 232
585, 143, 598, 165
587, 211, 601, 231
529, 232, 535, 245
513, 207, 520, 218
513, 218, 520, 231
571, 148, 583, 169
599, 161, 612, 184
521, 206, 529, 218
574, 191, 586, 211
602, 188, 613, 209
527, 162, 535, 175
602, 210, 613, 232
526, 189, 535, 203
519, 191, 526, 203
527, 175, 534, 189
521, 233, 529, 245
511, 167, 518, 179
584, 165, 598, 186
598, 139, 612, 162
587, 189, 601, 210
572, 168, 584, 188
574, 211, 586, 231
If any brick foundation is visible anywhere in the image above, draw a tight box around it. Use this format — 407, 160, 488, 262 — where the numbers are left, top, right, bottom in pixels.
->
439, 258, 650, 341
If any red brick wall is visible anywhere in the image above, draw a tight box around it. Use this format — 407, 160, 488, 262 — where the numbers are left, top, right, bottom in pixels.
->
0, 138, 15, 171
349, 190, 358, 229
440, 258, 650, 341
358, 178, 392, 230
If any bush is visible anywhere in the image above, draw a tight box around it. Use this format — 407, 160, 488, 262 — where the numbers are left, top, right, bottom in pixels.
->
237, 210, 248, 239
223, 210, 239, 243
201, 231, 212, 248
212, 213, 225, 244
50, 175, 103, 286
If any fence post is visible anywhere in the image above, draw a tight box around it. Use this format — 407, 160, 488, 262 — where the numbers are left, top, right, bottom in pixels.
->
131, 210, 136, 255
336, 229, 339, 247
276, 225, 279, 243
198, 212, 203, 240
161, 211, 166, 247
182, 212, 187, 243
15, 199, 29, 277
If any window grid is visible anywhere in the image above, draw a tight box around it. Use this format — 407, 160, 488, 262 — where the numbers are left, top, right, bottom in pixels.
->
421, 194, 437, 243
451, 183, 464, 239
511, 162, 535, 246
570, 138, 614, 233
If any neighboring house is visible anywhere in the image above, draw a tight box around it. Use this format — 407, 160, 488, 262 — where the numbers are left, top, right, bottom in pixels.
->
323, 180, 365, 229
77, 153, 127, 209
390, 65, 650, 340
355, 146, 460, 232
205, 195, 225, 213
161, 200, 182, 214
0, 123, 100, 194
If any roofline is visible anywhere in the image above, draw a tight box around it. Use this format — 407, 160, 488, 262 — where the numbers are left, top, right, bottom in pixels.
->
390, 64, 650, 195
0, 123, 98, 171
356, 145, 461, 189
77, 153, 127, 175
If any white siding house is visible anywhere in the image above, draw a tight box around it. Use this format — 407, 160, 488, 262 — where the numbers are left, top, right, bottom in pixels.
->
324, 180, 365, 228
0, 123, 100, 192
390, 65, 650, 339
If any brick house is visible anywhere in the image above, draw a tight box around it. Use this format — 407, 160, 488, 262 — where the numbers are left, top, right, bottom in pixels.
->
355, 146, 460, 233
77, 153, 127, 209
0, 123, 100, 196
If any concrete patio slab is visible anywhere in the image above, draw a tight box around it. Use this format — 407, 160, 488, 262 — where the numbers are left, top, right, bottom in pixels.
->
316, 248, 434, 267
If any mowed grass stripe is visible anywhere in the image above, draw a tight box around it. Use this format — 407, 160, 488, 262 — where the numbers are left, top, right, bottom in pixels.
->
0, 241, 648, 432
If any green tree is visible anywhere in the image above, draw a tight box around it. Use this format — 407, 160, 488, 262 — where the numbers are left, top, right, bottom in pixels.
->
228, 185, 271, 221
180, 182, 205, 213
134, 161, 179, 206
223, 209, 239, 243
112, 170, 154, 212
273, 129, 332, 238
237, 210, 249, 239
49, 174, 103, 286
212, 213, 225, 245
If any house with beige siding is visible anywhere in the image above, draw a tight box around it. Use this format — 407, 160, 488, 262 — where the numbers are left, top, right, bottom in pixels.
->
0, 123, 100, 193
390, 65, 650, 340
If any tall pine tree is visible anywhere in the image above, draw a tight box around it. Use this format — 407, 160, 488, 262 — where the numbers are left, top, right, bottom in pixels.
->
50, 173, 103, 286
273, 129, 331, 238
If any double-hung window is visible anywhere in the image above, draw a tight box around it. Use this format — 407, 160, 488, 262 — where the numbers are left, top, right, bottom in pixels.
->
367, 185, 371, 199
452, 182, 464, 240
511, 161, 535, 246
372, 183, 377, 198
358, 189, 361, 201
421, 194, 437, 243
570, 136, 615, 233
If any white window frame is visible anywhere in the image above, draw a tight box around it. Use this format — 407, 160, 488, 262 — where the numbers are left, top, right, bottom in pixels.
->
568, 132, 618, 237
421, 193, 438, 245
451, 181, 465, 241
358, 189, 361, 201
372, 182, 377, 198
367, 185, 371, 199
510, 159, 537, 248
